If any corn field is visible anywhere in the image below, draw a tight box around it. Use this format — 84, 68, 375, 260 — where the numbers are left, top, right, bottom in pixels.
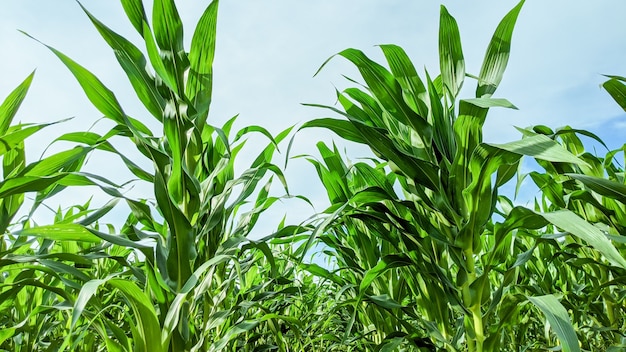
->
1, 1, 625, 351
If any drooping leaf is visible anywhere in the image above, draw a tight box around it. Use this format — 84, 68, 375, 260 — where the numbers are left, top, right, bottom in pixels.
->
462, 97, 517, 110
488, 134, 586, 165
540, 210, 626, 269
22, 32, 127, 124
566, 173, 626, 205
528, 295, 581, 352
379, 44, 429, 118
300, 118, 365, 144
603, 77, 626, 111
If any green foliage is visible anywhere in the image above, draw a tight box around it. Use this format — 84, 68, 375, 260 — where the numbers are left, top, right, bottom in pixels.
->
1, 1, 625, 351
300, 1, 626, 351
3, 1, 305, 351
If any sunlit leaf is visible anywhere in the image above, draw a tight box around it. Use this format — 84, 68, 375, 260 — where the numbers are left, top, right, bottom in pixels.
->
528, 295, 581, 352
476, 0, 524, 98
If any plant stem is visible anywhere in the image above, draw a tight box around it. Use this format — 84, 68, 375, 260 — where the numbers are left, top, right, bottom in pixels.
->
463, 247, 484, 352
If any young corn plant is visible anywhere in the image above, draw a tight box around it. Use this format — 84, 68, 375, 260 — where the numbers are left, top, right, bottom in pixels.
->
511, 77, 626, 349
300, 142, 446, 350
0, 73, 130, 350
18, 0, 300, 350
301, 1, 626, 350
0, 73, 62, 351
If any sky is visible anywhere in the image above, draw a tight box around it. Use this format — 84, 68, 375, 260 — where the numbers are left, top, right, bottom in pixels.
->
1, 1, 625, 236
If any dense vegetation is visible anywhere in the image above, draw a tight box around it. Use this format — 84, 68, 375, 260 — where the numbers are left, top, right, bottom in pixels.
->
1, 1, 625, 351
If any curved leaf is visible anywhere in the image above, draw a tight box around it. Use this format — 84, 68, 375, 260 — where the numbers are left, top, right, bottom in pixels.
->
528, 295, 580, 352
476, 0, 524, 98
439, 5, 464, 100
0, 71, 34, 134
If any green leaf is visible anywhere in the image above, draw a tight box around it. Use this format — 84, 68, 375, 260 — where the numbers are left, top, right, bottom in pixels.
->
161, 293, 187, 347
379, 44, 429, 118
0, 120, 65, 157
426, 70, 455, 161
351, 122, 440, 191
566, 173, 626, 205
488, 134, 586, 165
500, 206, 626, 269
208, 321, 260, 352
300, 118, 365, 144
108, 279, 163, 352
603, 77, 626, 111
0, 71, 35, 134
322, 48, 431, 136
301, 263, 344, 286
0, 174, 67, 198
360, 255, 412, 292
366, 294, 406, 309
476, 0, 524, 98
528, 295, 580, 352
142, 21, 178, 93
152, 0, 185, 96
53, 130, 153, 182
23, 147, 89, 177
439, 5, 464, 100
153, 0, 184, 54
81, 3, 165, 120
14, 224, 101, 243
186, 0, 218, 122
71, 278, 107, 330
120, 0, 148, 35
0, 328, 15, 345
1, 144, 25, 232
379, 336, 405, 352
540, 210, 626, 269
462, 97, 517, 110
22, 32, 127, 124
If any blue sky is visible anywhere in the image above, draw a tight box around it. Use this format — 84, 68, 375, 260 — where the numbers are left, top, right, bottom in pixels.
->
1, 1, 625, 234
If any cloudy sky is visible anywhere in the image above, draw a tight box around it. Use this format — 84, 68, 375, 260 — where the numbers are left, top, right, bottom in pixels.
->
1, 1, 625, 234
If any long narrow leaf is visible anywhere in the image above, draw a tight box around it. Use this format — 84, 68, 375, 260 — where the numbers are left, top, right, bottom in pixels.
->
476, 1, 524, 98
540, 210, 626, 269
439, 5, 464, 100
528, 295, 581, 352
22, 32, 127, 124
603, 78, 626, 111
0, 71, 35, 134
566, 173, 626, 204
186, 0, 218, 122
81, 3, 165, 120
488, 134, 586, 165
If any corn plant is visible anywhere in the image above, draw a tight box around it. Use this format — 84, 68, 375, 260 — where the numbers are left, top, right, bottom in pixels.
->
9, 0, 309, 350
509, 76, 626, 349
301, 1, 626, 350
3, 0, 626, 350
0, 71, 130, 350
